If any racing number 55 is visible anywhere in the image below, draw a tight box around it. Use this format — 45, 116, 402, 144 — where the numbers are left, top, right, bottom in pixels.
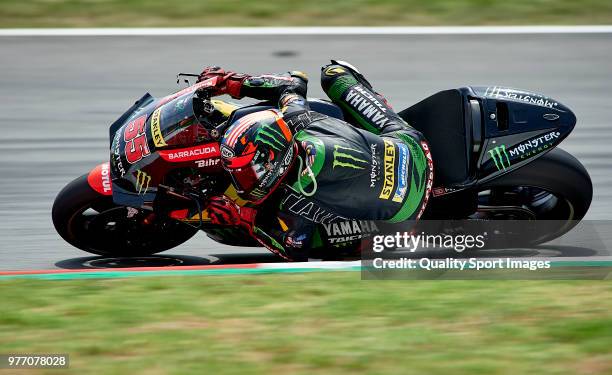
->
123, 115, 150, 164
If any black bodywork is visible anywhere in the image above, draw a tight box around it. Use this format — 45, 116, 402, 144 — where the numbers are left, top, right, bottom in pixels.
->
398, 86, 576, 218
399, 86, 575, 188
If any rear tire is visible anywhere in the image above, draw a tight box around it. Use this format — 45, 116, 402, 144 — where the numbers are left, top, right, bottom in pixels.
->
479, 148, 592, 245
52, 174, 198, 256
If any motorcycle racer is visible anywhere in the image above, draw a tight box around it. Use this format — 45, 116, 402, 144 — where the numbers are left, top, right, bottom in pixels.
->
200, 61, 433, 260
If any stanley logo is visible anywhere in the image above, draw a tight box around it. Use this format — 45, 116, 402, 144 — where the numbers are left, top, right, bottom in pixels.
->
379, 140, 396, 200
135, 170, 151, 195
150, 108, 167, 148
332, 144, 368, 170
488, 145, 511, 171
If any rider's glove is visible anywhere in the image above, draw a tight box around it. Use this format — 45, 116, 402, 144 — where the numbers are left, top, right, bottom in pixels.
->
197, 66, 248, 99
207, 196, 240, 226
207, 196, 257, 230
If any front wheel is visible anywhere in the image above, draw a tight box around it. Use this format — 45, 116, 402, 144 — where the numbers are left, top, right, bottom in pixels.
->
52, 174, 199, 256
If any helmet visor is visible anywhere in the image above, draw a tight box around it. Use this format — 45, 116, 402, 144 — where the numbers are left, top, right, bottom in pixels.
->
226, 149, 271, 194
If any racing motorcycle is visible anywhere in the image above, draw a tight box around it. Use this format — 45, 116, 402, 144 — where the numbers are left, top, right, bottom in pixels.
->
52, 72, 592, 257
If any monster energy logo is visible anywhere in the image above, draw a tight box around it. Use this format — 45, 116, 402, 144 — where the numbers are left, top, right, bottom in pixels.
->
488, 145, 511, 171
332, 145, 368, 170
255, 127, 286, 151
135, 170, 151, 195
250, 188, 266, 199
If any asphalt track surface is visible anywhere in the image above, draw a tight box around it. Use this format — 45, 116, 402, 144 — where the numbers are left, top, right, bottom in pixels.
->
1, 33, 611, 271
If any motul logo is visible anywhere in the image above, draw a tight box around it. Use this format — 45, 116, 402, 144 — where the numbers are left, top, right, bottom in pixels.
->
87, 162, 113, 196
100, 162, 111, 193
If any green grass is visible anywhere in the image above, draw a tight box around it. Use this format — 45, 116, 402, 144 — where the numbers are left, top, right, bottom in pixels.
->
1, 273, 611, 374
0, 0, 611, 27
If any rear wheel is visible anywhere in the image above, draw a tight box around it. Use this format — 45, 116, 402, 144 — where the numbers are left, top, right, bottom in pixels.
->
474, 148, 592, 246
52, 174, 198, 256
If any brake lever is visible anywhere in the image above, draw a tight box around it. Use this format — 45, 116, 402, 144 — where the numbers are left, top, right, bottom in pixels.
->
176, 73, 200, 87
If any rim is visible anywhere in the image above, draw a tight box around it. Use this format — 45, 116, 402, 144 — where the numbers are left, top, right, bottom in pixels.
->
472, 185, 575, 244
69, 201, 193, 253
474, 186, 574, 220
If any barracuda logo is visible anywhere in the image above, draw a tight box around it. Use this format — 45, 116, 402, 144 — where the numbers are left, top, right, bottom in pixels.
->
332, 145, 368, 170
135, 170, 151, 195
489, 145, 511, 171
255, 127, 286, 151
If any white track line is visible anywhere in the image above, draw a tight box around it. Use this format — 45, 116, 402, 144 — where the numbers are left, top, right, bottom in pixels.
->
0, 26, 612, 36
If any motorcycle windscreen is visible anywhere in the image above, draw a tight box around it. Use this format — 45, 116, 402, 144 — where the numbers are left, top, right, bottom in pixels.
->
109, 106, 158, 209
150, 92, 215, 149
108, 92, 210, 209
108, 93, 156, 147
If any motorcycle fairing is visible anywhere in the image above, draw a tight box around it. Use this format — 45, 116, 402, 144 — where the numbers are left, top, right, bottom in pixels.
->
399, 86, 576, 191
87, 162, 113, 196
478, 128, 563, 181
471, 86, 576, 183
108, 93, 156, 148
108, 90, 224, 209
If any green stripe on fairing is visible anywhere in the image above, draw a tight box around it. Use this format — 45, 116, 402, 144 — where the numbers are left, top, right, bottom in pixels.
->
292, 132, 326, 191
388, 133, 427, 223
253, 226, 286, 253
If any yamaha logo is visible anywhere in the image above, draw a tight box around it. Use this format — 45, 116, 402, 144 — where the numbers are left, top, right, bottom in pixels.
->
100, 163, 111, 193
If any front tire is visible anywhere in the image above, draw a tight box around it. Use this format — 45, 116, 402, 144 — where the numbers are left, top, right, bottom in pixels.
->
52, 174, 199, 256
